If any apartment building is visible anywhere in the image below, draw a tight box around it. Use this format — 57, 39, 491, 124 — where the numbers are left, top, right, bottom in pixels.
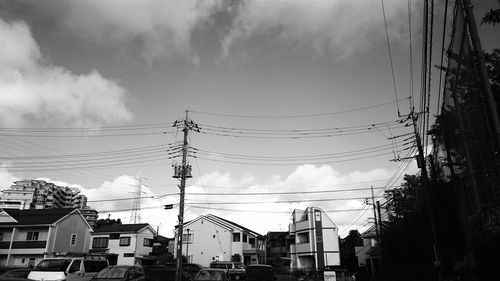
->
174, 214, 265, 266
1, 180, 88, 210
289, 207, 340, 271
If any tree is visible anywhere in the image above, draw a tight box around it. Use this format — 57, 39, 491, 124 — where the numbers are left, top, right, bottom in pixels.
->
340, 230, 363, 273
95, 217, 122, 229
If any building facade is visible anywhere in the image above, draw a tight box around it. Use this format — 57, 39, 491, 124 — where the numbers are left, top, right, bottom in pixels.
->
1, 180, 88, 210
90, 224, 156, 266
174, 214, 265, 267
289, 207, 340, 271
0, 208, 92, 267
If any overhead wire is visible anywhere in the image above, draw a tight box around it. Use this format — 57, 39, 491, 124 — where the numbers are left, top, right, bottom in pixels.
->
188, 98, 409, 119
380, 0, 401, 116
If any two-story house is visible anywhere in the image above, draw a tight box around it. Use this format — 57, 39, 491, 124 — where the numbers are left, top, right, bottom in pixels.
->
90, 223, 156, 266
174, 214, 265, 266
289, 207, 340, 271
0, 208, 92, 267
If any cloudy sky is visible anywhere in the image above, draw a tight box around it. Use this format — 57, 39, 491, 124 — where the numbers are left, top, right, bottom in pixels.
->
0, 0, 498, 237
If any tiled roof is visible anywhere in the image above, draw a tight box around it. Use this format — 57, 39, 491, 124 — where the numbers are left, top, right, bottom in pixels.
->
0, 208, 76, 225
93, 223, 150, 233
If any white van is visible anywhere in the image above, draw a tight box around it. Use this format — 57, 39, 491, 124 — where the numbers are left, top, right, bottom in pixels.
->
28, 257, 108, 281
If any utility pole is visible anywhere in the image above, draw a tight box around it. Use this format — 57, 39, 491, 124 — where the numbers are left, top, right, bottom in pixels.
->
376, 201, 384, 273
411, 112, 442, 280
462, 0, 500, 151
173, 110, 197, 281
370, 186, 380, 244
186, 229, 190, 263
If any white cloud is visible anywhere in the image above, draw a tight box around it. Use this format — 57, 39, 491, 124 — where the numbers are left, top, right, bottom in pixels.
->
0, 18, 132, 127
40, 0, 413, 63
0, 165, 20, 189
181, 164, 397, 235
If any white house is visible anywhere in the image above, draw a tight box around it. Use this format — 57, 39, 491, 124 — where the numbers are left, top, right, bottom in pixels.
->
0, 208, 92, 267
174, 214, 265, 267
289, 207, 340, 271
90, 223, 156, 265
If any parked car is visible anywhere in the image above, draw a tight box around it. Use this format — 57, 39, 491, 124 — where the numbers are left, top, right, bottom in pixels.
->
91, 266, 144, 281
245, 264, 276, 281
144, 268, 191, 281
161, 263, 204, 278
0, 268, 31, 279
209, 261, 245, 280
28, 258, 109, 281
193, 269, 229, 281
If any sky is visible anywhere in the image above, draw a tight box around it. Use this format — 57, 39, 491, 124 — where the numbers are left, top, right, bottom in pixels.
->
0, 0, 498, 238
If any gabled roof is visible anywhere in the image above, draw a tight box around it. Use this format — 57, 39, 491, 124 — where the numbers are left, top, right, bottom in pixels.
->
185, 214, 262, 237
93, 223, 153, 234
0, 208, 77, 226
210, 215, 263, 237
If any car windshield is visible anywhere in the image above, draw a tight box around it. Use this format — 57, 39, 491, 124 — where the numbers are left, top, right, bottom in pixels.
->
33, 259, 72, 271
195, 270, 224, 281
95, 267, 128, 279
233, 264, 245, 269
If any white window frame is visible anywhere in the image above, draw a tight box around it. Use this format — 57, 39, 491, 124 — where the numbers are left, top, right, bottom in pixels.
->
70, 234, 77, 246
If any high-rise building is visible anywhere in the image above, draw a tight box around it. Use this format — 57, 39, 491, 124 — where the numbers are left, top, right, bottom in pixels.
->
0, 180, 97, 227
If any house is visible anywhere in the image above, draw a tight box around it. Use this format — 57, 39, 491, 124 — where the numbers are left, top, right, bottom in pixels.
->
354, 225, 380, 278
289, 207, 340, 271
174, 214, 265, 266
0, 208, 92, 267
90, 223, 156, 266
265, 231, 293, 271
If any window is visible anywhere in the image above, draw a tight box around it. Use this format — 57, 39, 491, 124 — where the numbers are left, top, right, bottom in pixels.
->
68, 260, 81, 273
70, 234, 77, 246
243, 233, 248, 242
110, 233, 120, 239
315, 211, 321, 221
182, 233, 194, 243
232, 233, 240, 242
248, 238, 256, 247
143, 238, 153, 247
124, 253, 135, 257
26, 232, 39, 241
92, 237, 109, 248
0, 233, 4, 241
120, 237, 131, 246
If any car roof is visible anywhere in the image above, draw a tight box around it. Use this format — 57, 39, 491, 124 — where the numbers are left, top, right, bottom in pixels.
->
199, 268, 227, 272
246, 264, 272, 268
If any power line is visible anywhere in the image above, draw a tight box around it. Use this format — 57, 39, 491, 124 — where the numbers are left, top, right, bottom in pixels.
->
380, 0, 401, 116
188, 98, 410, 119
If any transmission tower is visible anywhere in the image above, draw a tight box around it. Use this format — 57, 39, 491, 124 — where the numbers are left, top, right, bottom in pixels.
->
130, 170, 147, 224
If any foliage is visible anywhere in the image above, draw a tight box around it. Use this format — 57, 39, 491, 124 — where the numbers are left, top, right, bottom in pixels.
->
340, 230, 363, 273
481, 8, 500, 26
95, 217, 122, 229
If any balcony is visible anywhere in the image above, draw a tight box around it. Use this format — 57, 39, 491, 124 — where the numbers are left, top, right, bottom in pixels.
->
0, 240, 47, 249
296, 243, 312, 253
295, 220, 310, 232
289, 224, 296, 234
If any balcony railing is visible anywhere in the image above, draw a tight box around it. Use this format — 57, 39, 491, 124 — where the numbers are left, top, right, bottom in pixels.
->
0, 240, 47, 249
